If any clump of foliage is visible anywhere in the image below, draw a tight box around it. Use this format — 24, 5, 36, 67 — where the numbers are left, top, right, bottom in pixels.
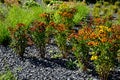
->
115, 1, 120, 7
54, 23, 69, 58
68, 24, 120, 79
22, 0, 41, 8
1, 1, 119, 80
30, 21, 47, 58
0, 70, 16, 80
87, 25, 120, 80
68, 27, 91, 71
8, 23, 28, 57
0, 22, 10, 45
5, 5, 43, 27
73, 2, 90, 24
5, 6, 33, 27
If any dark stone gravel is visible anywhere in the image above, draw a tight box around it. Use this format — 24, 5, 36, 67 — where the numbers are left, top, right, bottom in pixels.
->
0, 45, 120, 80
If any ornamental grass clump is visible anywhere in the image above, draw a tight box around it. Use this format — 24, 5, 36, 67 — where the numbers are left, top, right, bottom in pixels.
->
5, 5, 43, 28
30, 21, 46, 58
73, 2, 89, 24
0, 70, 16, 80
8, 23, 28, 57
0, 22, 10, 46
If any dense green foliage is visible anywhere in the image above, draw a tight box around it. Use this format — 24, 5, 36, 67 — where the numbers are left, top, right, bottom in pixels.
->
5, 6, 43, 27
0, 22, 10, 45
0, 70, 16, 80
0, 1, 120, 80
73, 3, 89, 24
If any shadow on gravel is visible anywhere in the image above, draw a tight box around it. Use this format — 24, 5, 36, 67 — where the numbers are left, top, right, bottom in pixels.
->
22, 78, 29, 80
23, 56, 68, 69
20, 56, 120, 80
108, 71, 120, 80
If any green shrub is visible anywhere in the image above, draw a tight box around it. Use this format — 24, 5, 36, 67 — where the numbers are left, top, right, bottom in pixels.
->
115, 1, 120, 7
5, 5, 43, 28
29, 21, 46, 58
73, 3, 90, 24
8, 23, 28, 57
29, 6, 44, 20
0, 5, 44, 46
0, 70, 16, 80
103, 1, 109, 7
5, 6, 33, 27
0, 22, 10, 45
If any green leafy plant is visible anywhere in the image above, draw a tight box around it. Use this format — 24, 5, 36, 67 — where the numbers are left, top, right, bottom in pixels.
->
5, 5, 43, 28
37, 3, 75, 59
68, 27, 91, 71
55, 30, 68, 58
73, 2, 89, 24
66, 59, 77, 70
39, 12, 53, 24
30, 21, 46, 58
115, 1, 120, 7
103, 1, 109, 7
87, 25, 120, 80
51, 3, 77, 58
57, 3, 77, 25
0, 2, 5, 21
23, 0, 41, 8
51, 53, 63, 58
73, 41, 89, 71
45, 21, 57, 43
0, 67, 16, 80
8, 23, 28, 57
92, 7, 101, 18
0, 22, 10, 45
0, 70, 16, 80
29, 6, 44, 20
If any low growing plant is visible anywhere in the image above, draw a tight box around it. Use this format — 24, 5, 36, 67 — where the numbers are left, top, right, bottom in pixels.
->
0, 65, 16, 80
68, 27, 92, 71
57, 3, 77, 29
30, 21, 46, 58
87, 25, 120, 80
66, 59, 77, 70
73, 2, 90, 24
0, 22, 10, 45
5, 5, 43, 28
54, 23, 69, 58
8, 23, 28, 57
23, 0, 40, 8
0, 70, 16, 80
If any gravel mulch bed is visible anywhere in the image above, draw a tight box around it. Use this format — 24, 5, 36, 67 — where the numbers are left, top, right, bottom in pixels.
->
0, 45, 120, 80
